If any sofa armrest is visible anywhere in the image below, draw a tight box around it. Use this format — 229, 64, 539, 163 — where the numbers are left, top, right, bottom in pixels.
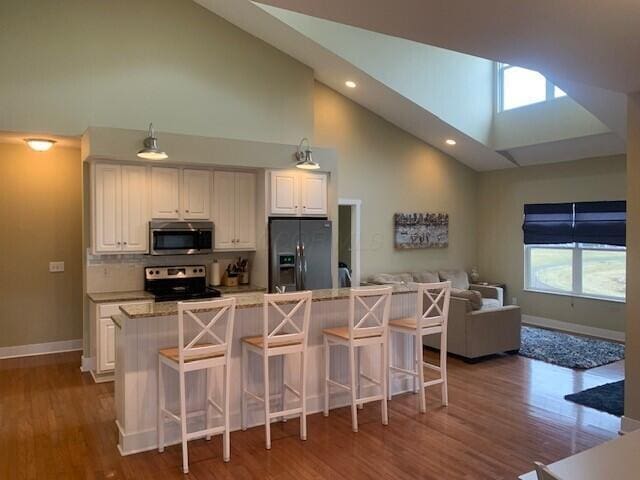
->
450, 295, 473, 313
464, 306, 521, 358
470, 284, 504, 306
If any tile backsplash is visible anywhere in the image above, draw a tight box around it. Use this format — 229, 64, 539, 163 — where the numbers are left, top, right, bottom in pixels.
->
86, 250, 255, 293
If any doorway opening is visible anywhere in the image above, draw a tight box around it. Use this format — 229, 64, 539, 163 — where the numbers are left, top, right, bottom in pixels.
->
338, 198, 361, 287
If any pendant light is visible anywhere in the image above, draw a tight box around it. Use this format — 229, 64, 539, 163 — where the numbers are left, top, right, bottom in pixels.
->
137, 123, 168, 160
294, 137, 319, 170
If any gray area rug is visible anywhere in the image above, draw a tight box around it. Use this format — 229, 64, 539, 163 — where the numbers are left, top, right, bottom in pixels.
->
565, 380, 624, 416
519, 326, 625, 369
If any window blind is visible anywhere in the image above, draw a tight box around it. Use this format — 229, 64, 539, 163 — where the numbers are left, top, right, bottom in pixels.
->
522, 203, 574, 245
574, 201, 626, 246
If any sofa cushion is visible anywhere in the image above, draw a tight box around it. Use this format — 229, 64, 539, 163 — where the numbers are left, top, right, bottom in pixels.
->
411, 270, 440, 283
369, 273, 413, 285
451, 288, 482, 311
481, 298, 502, 310
439, 270, 470, 290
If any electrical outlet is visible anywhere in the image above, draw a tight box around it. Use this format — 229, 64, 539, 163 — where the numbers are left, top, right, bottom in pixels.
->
49, 261, 65, 273
511, 296, 518, 305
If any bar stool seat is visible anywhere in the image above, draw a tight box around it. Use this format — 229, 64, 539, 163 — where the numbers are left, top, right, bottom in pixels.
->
322, 326, 382, 340
159, 343, 224, 362
388, 316, 442, 330
242, 336, 303, 349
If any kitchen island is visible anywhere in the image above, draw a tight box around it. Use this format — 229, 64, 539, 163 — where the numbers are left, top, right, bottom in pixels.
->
114, 286, 420, 455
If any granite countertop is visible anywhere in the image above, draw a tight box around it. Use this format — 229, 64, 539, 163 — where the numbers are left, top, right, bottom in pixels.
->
119, 285, 416, 319
214, 284, 267, 294
87, 290, 154, 303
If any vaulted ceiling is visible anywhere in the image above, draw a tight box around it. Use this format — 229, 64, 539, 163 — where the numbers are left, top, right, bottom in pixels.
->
254, 0, 640, 93
197, 0, 630, 171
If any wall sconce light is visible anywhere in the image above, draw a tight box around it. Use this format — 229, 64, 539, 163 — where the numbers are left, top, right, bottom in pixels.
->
294, 137, 319, 170
137, 123, 168, 160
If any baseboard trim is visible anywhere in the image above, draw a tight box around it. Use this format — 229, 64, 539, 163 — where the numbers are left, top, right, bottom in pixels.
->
522, 315, 625, 343
620, 416, 640, 434
81, 355, 94, 373
0, 339, 82, 360
89, 369, 114, 384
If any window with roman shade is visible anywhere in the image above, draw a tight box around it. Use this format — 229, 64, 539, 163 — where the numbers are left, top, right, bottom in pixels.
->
523, 203, 574, 245
574, 201, 626, 247
522, 201, 626, 301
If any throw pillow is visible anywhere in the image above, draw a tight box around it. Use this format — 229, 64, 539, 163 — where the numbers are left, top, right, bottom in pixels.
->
369, 273, 413, 285
439, 269, 470, 290
412, 271, 440, 283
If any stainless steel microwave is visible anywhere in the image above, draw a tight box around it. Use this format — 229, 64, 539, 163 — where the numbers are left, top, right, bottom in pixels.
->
149, 221, 214, 255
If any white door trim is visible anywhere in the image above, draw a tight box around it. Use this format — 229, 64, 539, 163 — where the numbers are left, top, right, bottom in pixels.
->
338, 198, 361, 287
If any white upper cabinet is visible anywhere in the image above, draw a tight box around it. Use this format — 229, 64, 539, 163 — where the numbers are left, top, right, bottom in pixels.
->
213, 171, 236, 250
213, 171, 256, 251
93, 163, 149, 254
121, 165, 148, 252
151, 167, 180, 219
269, 170, 328, 217
300, 172, 328, 216
270, 171, 299, 215
182, 169, 212, 220
94, 164, 122, 252
151, 167, 212, 220
234, 172, 256, 250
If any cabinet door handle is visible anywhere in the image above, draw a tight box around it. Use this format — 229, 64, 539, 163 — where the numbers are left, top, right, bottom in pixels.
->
175, 209, 179, 213
116, 241, 121, 245
185, 209, 189, 213
123, 241, 127, 245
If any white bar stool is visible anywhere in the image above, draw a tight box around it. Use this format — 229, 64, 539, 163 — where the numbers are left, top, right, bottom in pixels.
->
240, 290, 312, 450
322, 286, 392, 432
157, 297, 236, 474
388, 281, 451, 412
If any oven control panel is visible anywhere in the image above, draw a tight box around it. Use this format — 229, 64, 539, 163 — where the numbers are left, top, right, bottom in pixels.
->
145, 265, 206, 280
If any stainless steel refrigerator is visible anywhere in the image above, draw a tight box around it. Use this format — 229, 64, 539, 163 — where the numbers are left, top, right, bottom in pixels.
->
269, 218, 332, 292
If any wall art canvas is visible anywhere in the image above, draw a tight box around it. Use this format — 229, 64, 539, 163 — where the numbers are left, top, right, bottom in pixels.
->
394, 212, 449, 249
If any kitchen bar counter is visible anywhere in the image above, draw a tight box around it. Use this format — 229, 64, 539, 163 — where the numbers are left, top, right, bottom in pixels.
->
87, 290, 154, 303
114, 285, 417, 455
119, 285, 416, 319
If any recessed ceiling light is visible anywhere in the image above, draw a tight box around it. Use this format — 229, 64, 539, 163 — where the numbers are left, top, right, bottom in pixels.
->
445, 139, 457, 146
345, 80, 357, 88
25, 138, 56, 152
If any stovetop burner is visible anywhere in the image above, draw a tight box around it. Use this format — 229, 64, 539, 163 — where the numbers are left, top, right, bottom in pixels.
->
144, 265, 221, 302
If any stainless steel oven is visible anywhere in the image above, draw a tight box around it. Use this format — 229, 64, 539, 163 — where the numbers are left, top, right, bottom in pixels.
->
149, 221, 214, 255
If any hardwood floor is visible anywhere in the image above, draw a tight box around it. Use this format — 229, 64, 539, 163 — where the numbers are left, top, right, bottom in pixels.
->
0, 350, 623, 479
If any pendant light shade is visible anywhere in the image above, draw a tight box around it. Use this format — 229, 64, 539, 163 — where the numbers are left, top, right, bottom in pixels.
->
137, 123, 168, 160
294, 137, 319, 170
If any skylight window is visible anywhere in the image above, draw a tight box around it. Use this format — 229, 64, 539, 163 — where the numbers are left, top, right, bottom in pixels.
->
498, 63, 567, 111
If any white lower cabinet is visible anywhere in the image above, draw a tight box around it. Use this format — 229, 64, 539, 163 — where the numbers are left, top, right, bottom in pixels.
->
91, 299, 152, 378
98, 317, 116, 372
